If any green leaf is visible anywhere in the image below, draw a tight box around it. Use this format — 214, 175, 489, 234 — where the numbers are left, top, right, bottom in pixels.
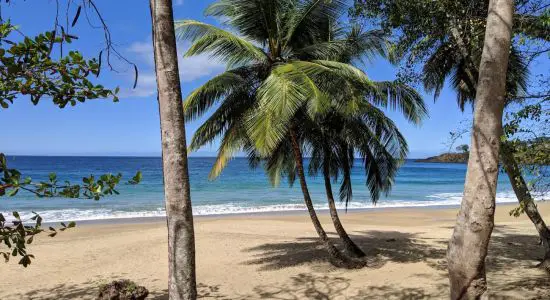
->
7, 188, 19, 197
128, 171, 142, 185
174, 20, 268, 67
18, 255, 31, 267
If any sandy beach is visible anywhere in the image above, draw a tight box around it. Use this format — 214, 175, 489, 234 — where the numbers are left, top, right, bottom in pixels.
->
2, 203, 549, 299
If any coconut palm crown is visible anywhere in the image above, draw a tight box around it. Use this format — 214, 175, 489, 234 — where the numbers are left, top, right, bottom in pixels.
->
176, 0, 426, 186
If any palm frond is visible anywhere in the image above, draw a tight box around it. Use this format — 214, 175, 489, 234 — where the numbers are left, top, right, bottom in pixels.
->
264, 139, 296, 187
247, 62, 329, 155
506, 47, 529, 101
175, 20, 268, 67
294, 39, 351, 60
422, 42, 458, 100
342, 26, 387, 64
343, 118, 403, 203
338, 142, 354, 207
188, 91, 253, 152
310, 60, 374, 88
205, 0, 291, 46
183, 68, 247, 121
370, 81, 428, 125
209, 124, 248, 179
284, 0, 347, 49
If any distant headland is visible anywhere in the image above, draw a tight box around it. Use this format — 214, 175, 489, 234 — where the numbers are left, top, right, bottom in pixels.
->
415, 152, 469, 163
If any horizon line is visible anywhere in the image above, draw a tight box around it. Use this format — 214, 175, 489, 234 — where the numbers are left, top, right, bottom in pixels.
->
5, 154, 428, 160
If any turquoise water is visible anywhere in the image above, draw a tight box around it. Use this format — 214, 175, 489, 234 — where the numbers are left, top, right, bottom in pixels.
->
1, 156, 519, 222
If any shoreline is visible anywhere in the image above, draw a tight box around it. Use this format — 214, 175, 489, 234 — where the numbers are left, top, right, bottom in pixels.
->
57, 201, 529, 227
3, 201, 549, 299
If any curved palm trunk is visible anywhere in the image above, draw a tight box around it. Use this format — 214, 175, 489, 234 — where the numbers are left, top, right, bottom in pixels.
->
447, 0, 514, 298
500, 143, 550, 271
289, 129, 363, 269
150, 1, 196, 299
322, 150, 366, 258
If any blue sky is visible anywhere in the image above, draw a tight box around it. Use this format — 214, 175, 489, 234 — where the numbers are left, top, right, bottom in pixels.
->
0, 1, 481, 158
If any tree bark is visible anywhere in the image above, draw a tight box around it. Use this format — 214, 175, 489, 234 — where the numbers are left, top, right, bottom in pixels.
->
500, 143, 550, 271
447, 0, 514, 299
149, 1, 197, 299
450, 2, 550, 274
322, 148, 366, 258
289, 129, 363, 269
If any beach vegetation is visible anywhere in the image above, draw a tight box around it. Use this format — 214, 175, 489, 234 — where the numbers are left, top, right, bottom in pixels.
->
0, 2, 141, 267
176, 0, 425, 268
0, 153, 141, 267
455, 144, 469, 154
97, 279, 149, 300
353, 0, 550, 276
261, 25, 426, 258
352, 0, 548, 295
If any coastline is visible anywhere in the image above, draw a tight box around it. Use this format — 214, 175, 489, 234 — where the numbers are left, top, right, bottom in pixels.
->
47, 201, 528, 226
3, 202, 549, 299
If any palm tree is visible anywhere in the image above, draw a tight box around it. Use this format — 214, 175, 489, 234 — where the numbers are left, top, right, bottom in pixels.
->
265, 104, 411, 258
314, 108, 409, 258
313, 26, 425, 258
150, 0, 196, 299
258, 22, 425, 258
176, 0, 425, 267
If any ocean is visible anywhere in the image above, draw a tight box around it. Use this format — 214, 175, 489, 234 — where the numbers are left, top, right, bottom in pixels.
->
1, 156, 520, 222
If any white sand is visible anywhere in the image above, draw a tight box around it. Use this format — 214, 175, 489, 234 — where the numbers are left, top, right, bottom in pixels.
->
1, 203, 549, 299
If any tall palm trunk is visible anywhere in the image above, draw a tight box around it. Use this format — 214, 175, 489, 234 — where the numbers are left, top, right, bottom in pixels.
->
289, 129, 362, 269
447, 0, 514, 298
500, 143, 550, 271
149, 0, 197, 299
322, 148, 366, 258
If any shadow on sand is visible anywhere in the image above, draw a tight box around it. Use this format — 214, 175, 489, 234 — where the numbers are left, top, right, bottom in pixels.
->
10, 227, 550, 299
243, 230, 447, 271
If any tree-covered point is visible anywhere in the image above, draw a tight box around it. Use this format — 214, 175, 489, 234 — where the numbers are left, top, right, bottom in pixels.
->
456, 144, 469, 154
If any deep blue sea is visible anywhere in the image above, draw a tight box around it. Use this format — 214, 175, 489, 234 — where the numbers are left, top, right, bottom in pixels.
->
1, 156, 520, 222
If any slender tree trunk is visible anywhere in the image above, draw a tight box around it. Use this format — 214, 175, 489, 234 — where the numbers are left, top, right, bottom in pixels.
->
451, 2, 550, 274
289, 129, 363, 269
500, 143, 550, 271
322, 149, 366, 258
447, 0, 514, 298
149, 1, 197, 299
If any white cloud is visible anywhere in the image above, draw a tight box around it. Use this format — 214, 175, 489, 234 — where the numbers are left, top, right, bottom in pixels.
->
121, 40, 226, 98
127, 41, 154, 65
119, 73, 158, 98
179, 54, 225, 82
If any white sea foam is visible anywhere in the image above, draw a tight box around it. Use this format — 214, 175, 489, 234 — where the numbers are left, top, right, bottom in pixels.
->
3, 190, 545, 223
